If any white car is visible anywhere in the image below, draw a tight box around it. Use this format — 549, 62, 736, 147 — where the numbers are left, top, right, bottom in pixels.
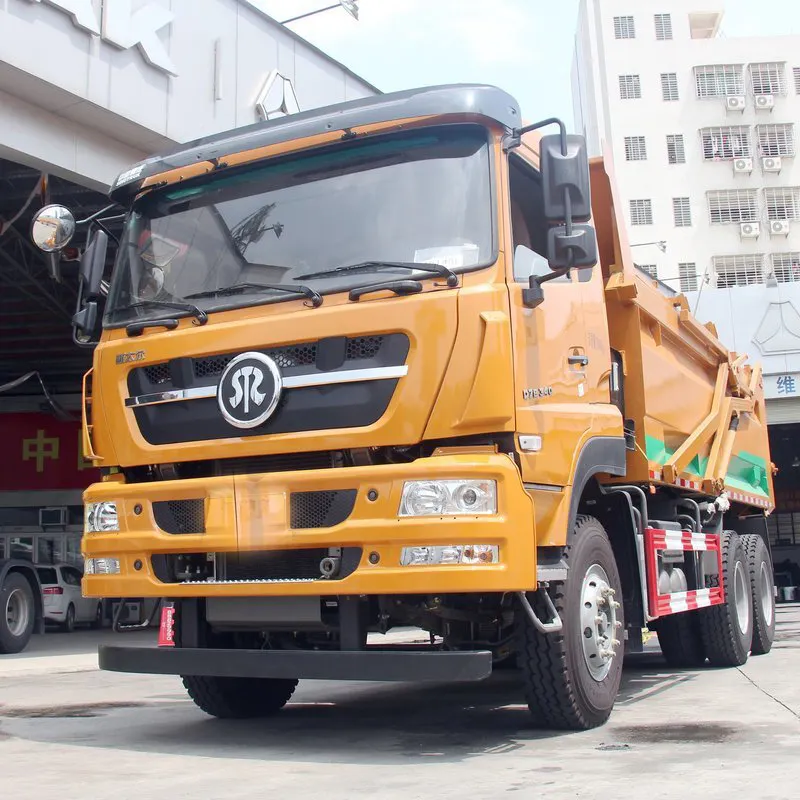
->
36, 564, 101, 631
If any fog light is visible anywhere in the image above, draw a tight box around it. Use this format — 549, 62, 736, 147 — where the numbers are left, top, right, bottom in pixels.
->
85, 557, 121, 575
400, 545, 499, 566
399, 480, 496, 517
85, 502, 119, 532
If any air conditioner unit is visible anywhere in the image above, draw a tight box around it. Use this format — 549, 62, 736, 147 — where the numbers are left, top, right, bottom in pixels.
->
763, 156, 783, 172
733, 157, 754, 174
770, 219, 791, 236
725, 95, 746, 112
740, 222, 761, 239
39, 506, 68, 527
755, 94, 775, 110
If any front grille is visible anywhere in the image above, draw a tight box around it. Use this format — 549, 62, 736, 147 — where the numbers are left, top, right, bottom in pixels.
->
144, 363, 171, 385
216, 451, 337, 477
194, 354, 234, 379
290, 490, 357, 529
223, 549, 329, 581
153, 500, 205, 534
346, 336, 384, 360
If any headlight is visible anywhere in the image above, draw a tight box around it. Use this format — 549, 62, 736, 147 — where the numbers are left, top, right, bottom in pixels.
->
400, 545, 499, 566
399, 480, 496, 517
85, 502, 119, 533
84, 557, 121, 575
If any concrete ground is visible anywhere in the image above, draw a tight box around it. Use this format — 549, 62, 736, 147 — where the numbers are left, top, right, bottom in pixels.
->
1, 607, 799, 800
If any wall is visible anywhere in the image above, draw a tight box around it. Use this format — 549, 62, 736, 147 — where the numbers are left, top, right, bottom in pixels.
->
0, 0, 378, 189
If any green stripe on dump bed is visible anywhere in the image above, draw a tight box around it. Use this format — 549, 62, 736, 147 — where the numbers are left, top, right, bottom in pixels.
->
645, 435, 769, 496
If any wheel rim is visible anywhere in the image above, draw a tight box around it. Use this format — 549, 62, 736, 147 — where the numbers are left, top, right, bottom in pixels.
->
5, 588, 29, 638
760, 560, 774, 627
733, 560, 751, 636
580, 563, 621, 681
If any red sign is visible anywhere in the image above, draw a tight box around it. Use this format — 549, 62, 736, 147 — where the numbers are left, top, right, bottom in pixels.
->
0, 413, 102, 491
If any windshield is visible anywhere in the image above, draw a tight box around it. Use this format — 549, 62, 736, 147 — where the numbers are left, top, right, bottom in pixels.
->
104, 125, 494, 327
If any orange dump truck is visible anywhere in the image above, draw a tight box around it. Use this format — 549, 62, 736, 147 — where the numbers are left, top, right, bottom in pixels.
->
31, 84, 775, 729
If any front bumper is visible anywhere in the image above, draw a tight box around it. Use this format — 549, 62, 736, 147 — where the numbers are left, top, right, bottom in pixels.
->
82, 453, 537, 597
99, 645, 492, 682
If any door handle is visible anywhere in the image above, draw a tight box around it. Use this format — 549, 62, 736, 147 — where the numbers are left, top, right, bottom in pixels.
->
568, 355, 589, 367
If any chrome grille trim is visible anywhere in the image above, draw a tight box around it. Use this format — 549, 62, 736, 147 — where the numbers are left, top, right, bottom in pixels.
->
124, 365, 409, 409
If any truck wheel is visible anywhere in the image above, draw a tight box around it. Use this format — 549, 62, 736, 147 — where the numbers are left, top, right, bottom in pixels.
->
181, 675, 298, 719
699, 531, 753, 666
0, 572, 36, 654
518, 515, 624, 730
741, 534, 775, 655
655, 612, 706, 667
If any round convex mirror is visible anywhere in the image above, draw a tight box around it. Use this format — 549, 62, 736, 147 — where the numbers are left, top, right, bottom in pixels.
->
31, 204, 76, 252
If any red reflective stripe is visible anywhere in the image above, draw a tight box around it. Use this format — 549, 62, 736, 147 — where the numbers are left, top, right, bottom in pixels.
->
158, 605, 176, 647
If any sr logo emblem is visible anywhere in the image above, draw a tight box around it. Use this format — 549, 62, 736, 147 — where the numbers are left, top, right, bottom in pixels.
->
217, 352, 282, 429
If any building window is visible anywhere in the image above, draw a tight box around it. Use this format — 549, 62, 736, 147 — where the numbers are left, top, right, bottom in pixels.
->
771, 253, 800, 283
654, 13, 673, 40
771, 253, 800, 284
794, 67, 800, 94
757, 124, 796, 157
749, 62, 787, 96
614, 15, 636, 39
765, 187, 800, 221
673, 197, 692, 227
661, 73, 679, 101
630, 199, 653, 226
700, 126, 751, 160
679, 262, 698, 292
694, 64, 745, 98
667, 134, 686, 164
713, 254, 765, 287
638, 264, 658, 278
624, 136, 647, 161
707, 189, 759, 224
619, 74, 642, 100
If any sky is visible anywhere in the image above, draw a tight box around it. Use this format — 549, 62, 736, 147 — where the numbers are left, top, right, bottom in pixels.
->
253, 0, 800, 130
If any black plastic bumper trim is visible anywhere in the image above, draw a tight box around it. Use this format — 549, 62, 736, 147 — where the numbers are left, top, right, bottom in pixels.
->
98, 645, 493, 682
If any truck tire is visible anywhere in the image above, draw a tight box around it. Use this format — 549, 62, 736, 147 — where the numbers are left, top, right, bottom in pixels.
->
0, 572, 36, 654
518, 515, 624, 730
181, 675, 298, 719
741, 534, 775, 655
698, 531, 752, 666
655, 612, 706, 667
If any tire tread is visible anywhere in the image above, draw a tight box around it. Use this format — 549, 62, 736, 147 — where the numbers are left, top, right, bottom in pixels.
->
182, 674, 297, 719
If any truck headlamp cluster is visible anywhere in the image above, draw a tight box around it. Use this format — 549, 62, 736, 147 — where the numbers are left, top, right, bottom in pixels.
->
398, 480, 497, 517
85, 502, 119, 533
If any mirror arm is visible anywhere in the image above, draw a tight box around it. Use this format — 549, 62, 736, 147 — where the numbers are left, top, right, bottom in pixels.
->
91, 218, 120, 247
75, 203, 119, 227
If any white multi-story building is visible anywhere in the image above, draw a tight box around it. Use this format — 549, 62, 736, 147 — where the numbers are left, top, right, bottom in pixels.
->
573, 1, 800, 577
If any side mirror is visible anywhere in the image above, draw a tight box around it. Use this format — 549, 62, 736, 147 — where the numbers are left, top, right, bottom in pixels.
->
81, 230, 109, 298
540, 134, 592, 223
73, 300, 99, 339
30, 205, 76, 252
72, 230, 109, 347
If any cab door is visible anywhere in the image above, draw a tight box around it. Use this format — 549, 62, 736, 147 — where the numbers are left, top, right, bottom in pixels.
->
505, 150, 594, 488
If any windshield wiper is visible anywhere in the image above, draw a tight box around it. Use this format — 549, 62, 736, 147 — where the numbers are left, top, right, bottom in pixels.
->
297, 261, 459, 287
116, 299, 209, 335
186, 282, 323, 308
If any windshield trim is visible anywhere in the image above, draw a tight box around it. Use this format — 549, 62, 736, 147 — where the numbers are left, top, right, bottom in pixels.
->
102, 123, 499, 330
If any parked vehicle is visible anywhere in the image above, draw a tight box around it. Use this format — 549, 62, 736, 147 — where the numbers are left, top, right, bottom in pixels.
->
30, 84, 776, 729
1, 560, 43, 653
36, 564, 101, 631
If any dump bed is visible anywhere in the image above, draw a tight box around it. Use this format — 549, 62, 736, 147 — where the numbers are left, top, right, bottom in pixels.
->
590, 155, 774, 511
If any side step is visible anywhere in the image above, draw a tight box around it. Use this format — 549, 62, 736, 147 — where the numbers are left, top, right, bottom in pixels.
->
99, 645, 493, 683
